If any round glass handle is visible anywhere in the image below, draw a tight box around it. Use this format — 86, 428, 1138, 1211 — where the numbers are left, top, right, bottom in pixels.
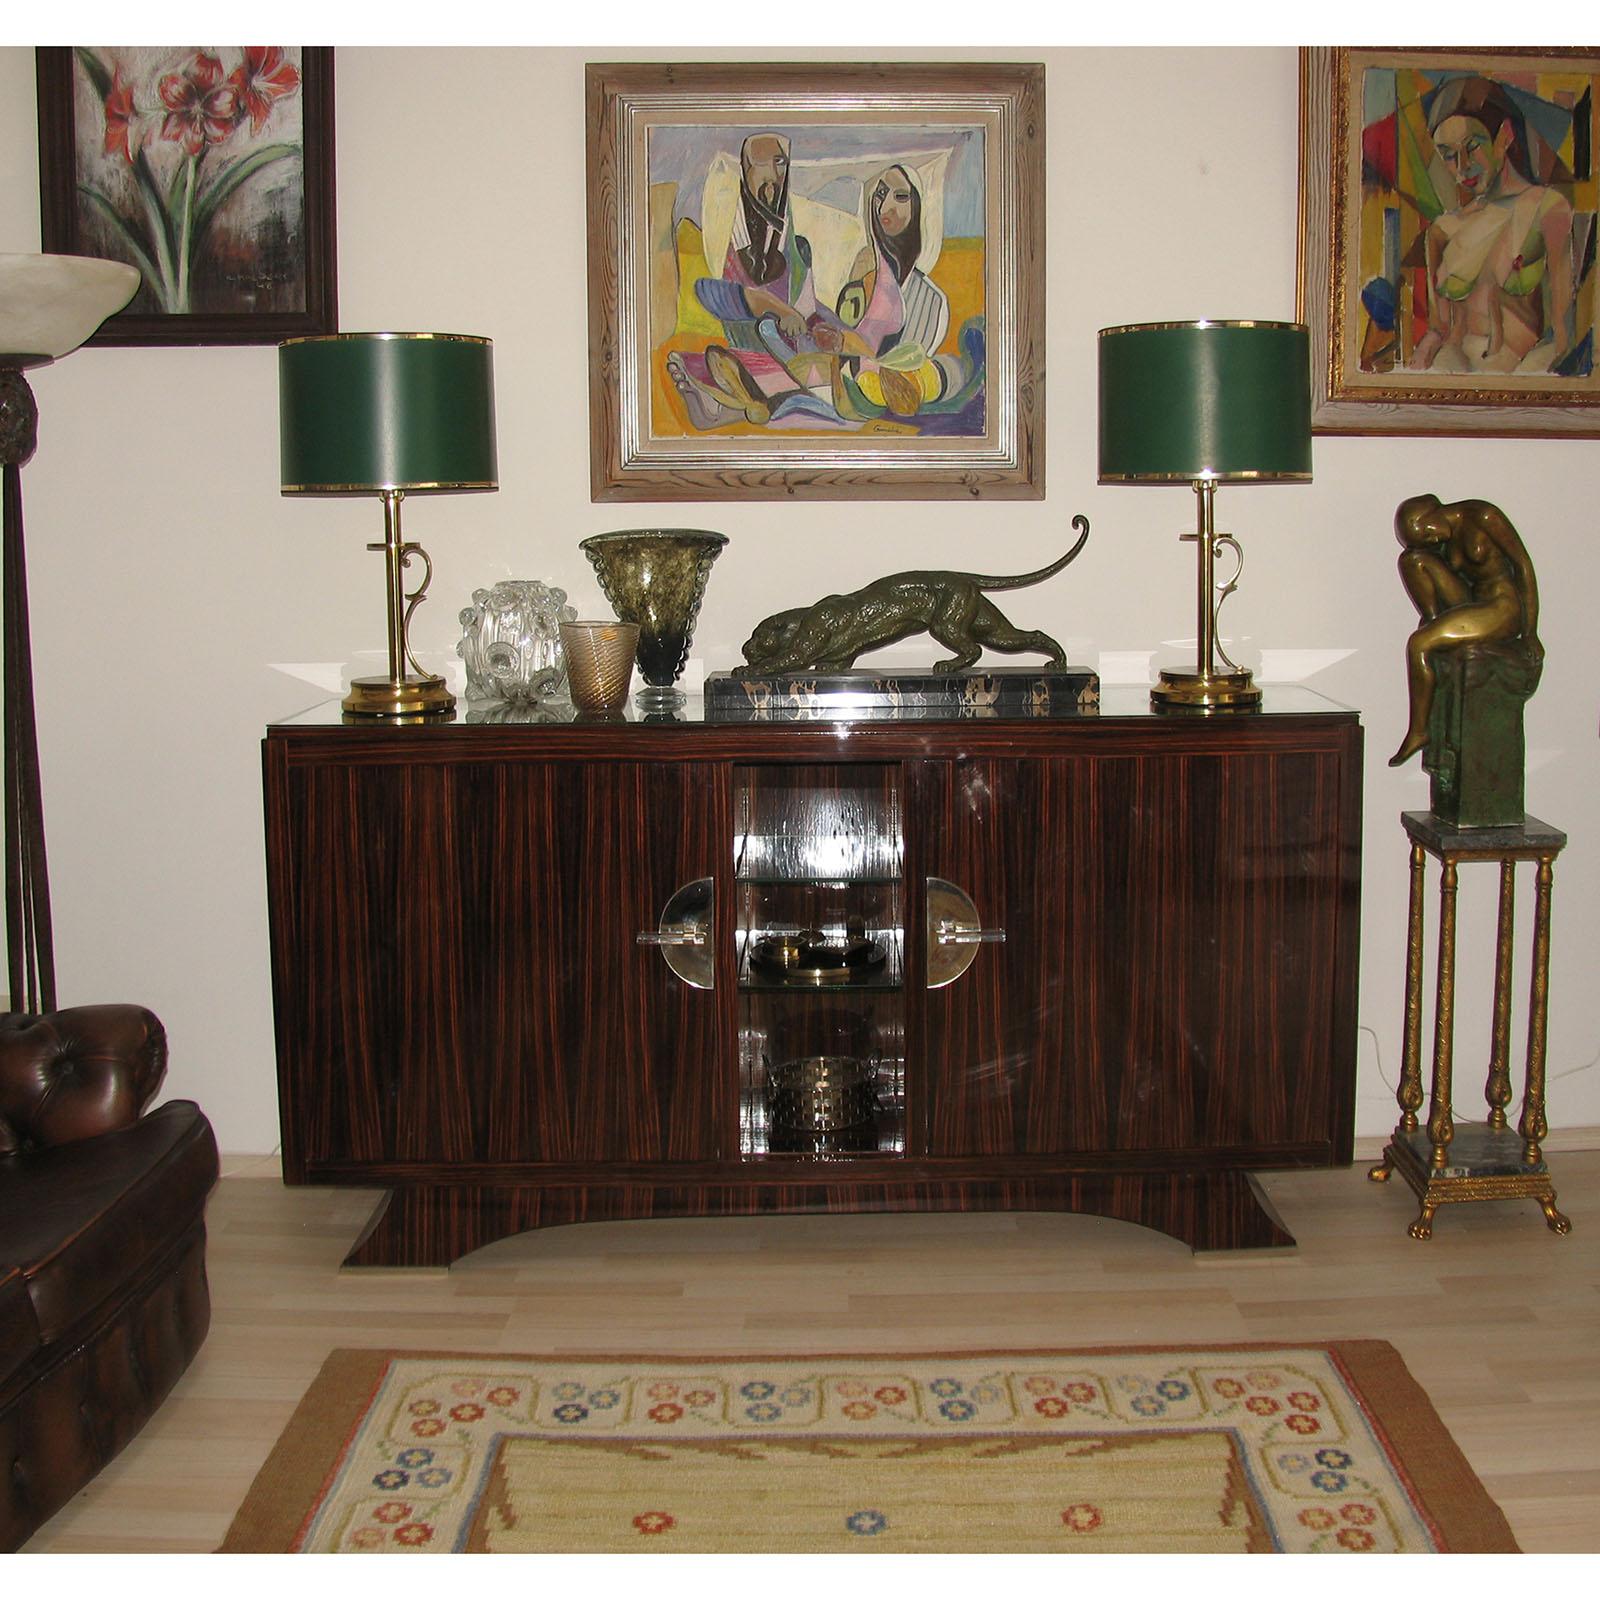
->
639, 876, 714, 988
926, 878, 1002, 988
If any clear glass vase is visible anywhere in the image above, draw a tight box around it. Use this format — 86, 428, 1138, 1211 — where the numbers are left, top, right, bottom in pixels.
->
457, 579, 576, 705
579, 529, 727, 710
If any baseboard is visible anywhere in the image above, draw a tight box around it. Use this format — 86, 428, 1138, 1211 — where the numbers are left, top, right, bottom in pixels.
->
218, 1150, 284, 1179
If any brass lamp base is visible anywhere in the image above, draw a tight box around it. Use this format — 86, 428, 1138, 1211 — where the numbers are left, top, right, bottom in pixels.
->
1151, 667, 1261, 711
342, 674, 456, 718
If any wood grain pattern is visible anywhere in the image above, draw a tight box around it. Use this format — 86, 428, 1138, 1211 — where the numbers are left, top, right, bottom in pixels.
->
270, 756, 731, 1177
919, 745, 1359, 1162
341, 1170, 1293, 1267
263, 707, 1362, 1264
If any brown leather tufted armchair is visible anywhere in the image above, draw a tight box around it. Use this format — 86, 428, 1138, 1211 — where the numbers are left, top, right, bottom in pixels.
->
0, 1005, 218, 1550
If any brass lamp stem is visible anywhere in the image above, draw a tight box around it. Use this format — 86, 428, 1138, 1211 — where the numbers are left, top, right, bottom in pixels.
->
1150, 478, 1260, 711
1196, 479, 1218, 678
342, 488, 455, 719
381, 489, 406, 685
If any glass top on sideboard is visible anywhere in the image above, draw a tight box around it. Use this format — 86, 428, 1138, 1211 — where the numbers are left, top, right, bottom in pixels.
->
269, 681, 1357, 730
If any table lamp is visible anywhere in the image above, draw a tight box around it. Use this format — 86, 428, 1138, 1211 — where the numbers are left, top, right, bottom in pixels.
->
1098, 319, 1311, 710
1, 253, 139, 1012
279, 332, 497, 718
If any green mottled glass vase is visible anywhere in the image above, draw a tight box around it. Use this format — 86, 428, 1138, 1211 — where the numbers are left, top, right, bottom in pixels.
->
579, 529, 728, 711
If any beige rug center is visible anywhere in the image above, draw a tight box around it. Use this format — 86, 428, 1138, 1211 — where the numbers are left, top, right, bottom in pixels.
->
476, 1429, 1265, 1553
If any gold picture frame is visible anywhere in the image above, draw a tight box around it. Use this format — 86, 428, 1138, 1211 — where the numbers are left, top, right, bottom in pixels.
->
586, 61, 1044, 500
1297, 45, 1600, 437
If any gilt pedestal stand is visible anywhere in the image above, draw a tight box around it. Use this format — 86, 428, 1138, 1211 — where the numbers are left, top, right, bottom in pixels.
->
1370, 810, 1571, 1239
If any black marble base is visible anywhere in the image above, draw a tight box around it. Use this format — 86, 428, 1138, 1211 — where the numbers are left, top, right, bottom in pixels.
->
1402, 810, 1567, 857
706, 666, 1100, 721
1395, 1123, 1546, 1179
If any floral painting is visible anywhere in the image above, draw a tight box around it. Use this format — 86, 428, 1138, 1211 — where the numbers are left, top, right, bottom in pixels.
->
587, 63, 1044, 500
37, 46, 336, 345
1298, 47, 1599, 436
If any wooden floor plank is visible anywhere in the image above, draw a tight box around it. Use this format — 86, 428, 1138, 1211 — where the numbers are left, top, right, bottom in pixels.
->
19, 1147, 1599, 1553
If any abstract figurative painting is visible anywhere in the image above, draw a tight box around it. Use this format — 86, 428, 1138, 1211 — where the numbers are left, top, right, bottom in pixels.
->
37, 46, 336, 345
648, 122, 989, 442
1355, 58, 1595, 382
1299, 47, 1600, 436
587, 63, 1044, 499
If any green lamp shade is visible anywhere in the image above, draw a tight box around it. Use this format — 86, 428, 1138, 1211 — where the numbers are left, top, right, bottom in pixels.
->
279, 332, 497, 493
1097, 320, 1311, 483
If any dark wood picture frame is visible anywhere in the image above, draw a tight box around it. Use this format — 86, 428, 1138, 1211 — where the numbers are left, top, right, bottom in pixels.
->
36, 46, 337, 347
1297, 45, 1599, 437
586, 61, 1044, 501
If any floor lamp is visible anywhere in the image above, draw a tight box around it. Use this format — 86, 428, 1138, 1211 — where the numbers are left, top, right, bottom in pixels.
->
0, 254, 138, 1013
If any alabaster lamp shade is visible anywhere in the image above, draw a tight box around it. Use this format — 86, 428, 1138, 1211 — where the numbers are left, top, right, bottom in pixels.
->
0, 253, 139, 1013
1098, 320, 1311, 709
278, 332, 498, 718
0, 253, 140, 369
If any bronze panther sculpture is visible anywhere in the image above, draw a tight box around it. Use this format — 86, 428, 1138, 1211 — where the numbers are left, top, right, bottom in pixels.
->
740, 515, 1090, 674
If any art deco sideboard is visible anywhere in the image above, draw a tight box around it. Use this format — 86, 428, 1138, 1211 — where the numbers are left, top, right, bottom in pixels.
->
262, 687, 1362, 1267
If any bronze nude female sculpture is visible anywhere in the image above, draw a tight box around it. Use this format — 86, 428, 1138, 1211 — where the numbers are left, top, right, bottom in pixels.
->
1390, 493, 1541, 768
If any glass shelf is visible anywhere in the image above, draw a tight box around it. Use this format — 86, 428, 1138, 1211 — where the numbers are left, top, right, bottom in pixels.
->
736, 926, 904, 993
738, 973, 904, 995
735, 874, 904, 888
272, 682, 1358, 732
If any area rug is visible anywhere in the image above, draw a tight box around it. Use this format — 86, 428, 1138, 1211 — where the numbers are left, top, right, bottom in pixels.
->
218, 1342, 1518, 1553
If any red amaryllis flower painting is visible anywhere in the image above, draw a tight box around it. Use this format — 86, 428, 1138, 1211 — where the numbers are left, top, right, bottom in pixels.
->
231, 47, 302, 134
101, 67, 143, 162
158, 52, 240, 156
68, 46, 306, 316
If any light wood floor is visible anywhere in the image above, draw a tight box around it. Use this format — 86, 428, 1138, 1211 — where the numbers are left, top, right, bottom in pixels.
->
21, 1141, 1600, 1554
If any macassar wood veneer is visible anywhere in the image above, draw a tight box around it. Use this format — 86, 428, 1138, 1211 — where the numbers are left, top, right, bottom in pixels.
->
262, 688, 1362, 1266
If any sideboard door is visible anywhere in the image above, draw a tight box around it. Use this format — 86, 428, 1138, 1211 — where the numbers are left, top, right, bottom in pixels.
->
274, 754, 732, 1170
914, 743, 1357, 1162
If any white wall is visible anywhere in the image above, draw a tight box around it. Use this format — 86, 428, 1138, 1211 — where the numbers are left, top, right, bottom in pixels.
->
1, 45, 1595, 1153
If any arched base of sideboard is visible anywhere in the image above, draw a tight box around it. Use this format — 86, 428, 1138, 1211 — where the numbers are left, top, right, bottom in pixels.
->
340, 1169, 1297, 1269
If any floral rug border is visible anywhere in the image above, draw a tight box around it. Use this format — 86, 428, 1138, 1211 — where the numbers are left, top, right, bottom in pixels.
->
218, 1340, 1518, 1554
